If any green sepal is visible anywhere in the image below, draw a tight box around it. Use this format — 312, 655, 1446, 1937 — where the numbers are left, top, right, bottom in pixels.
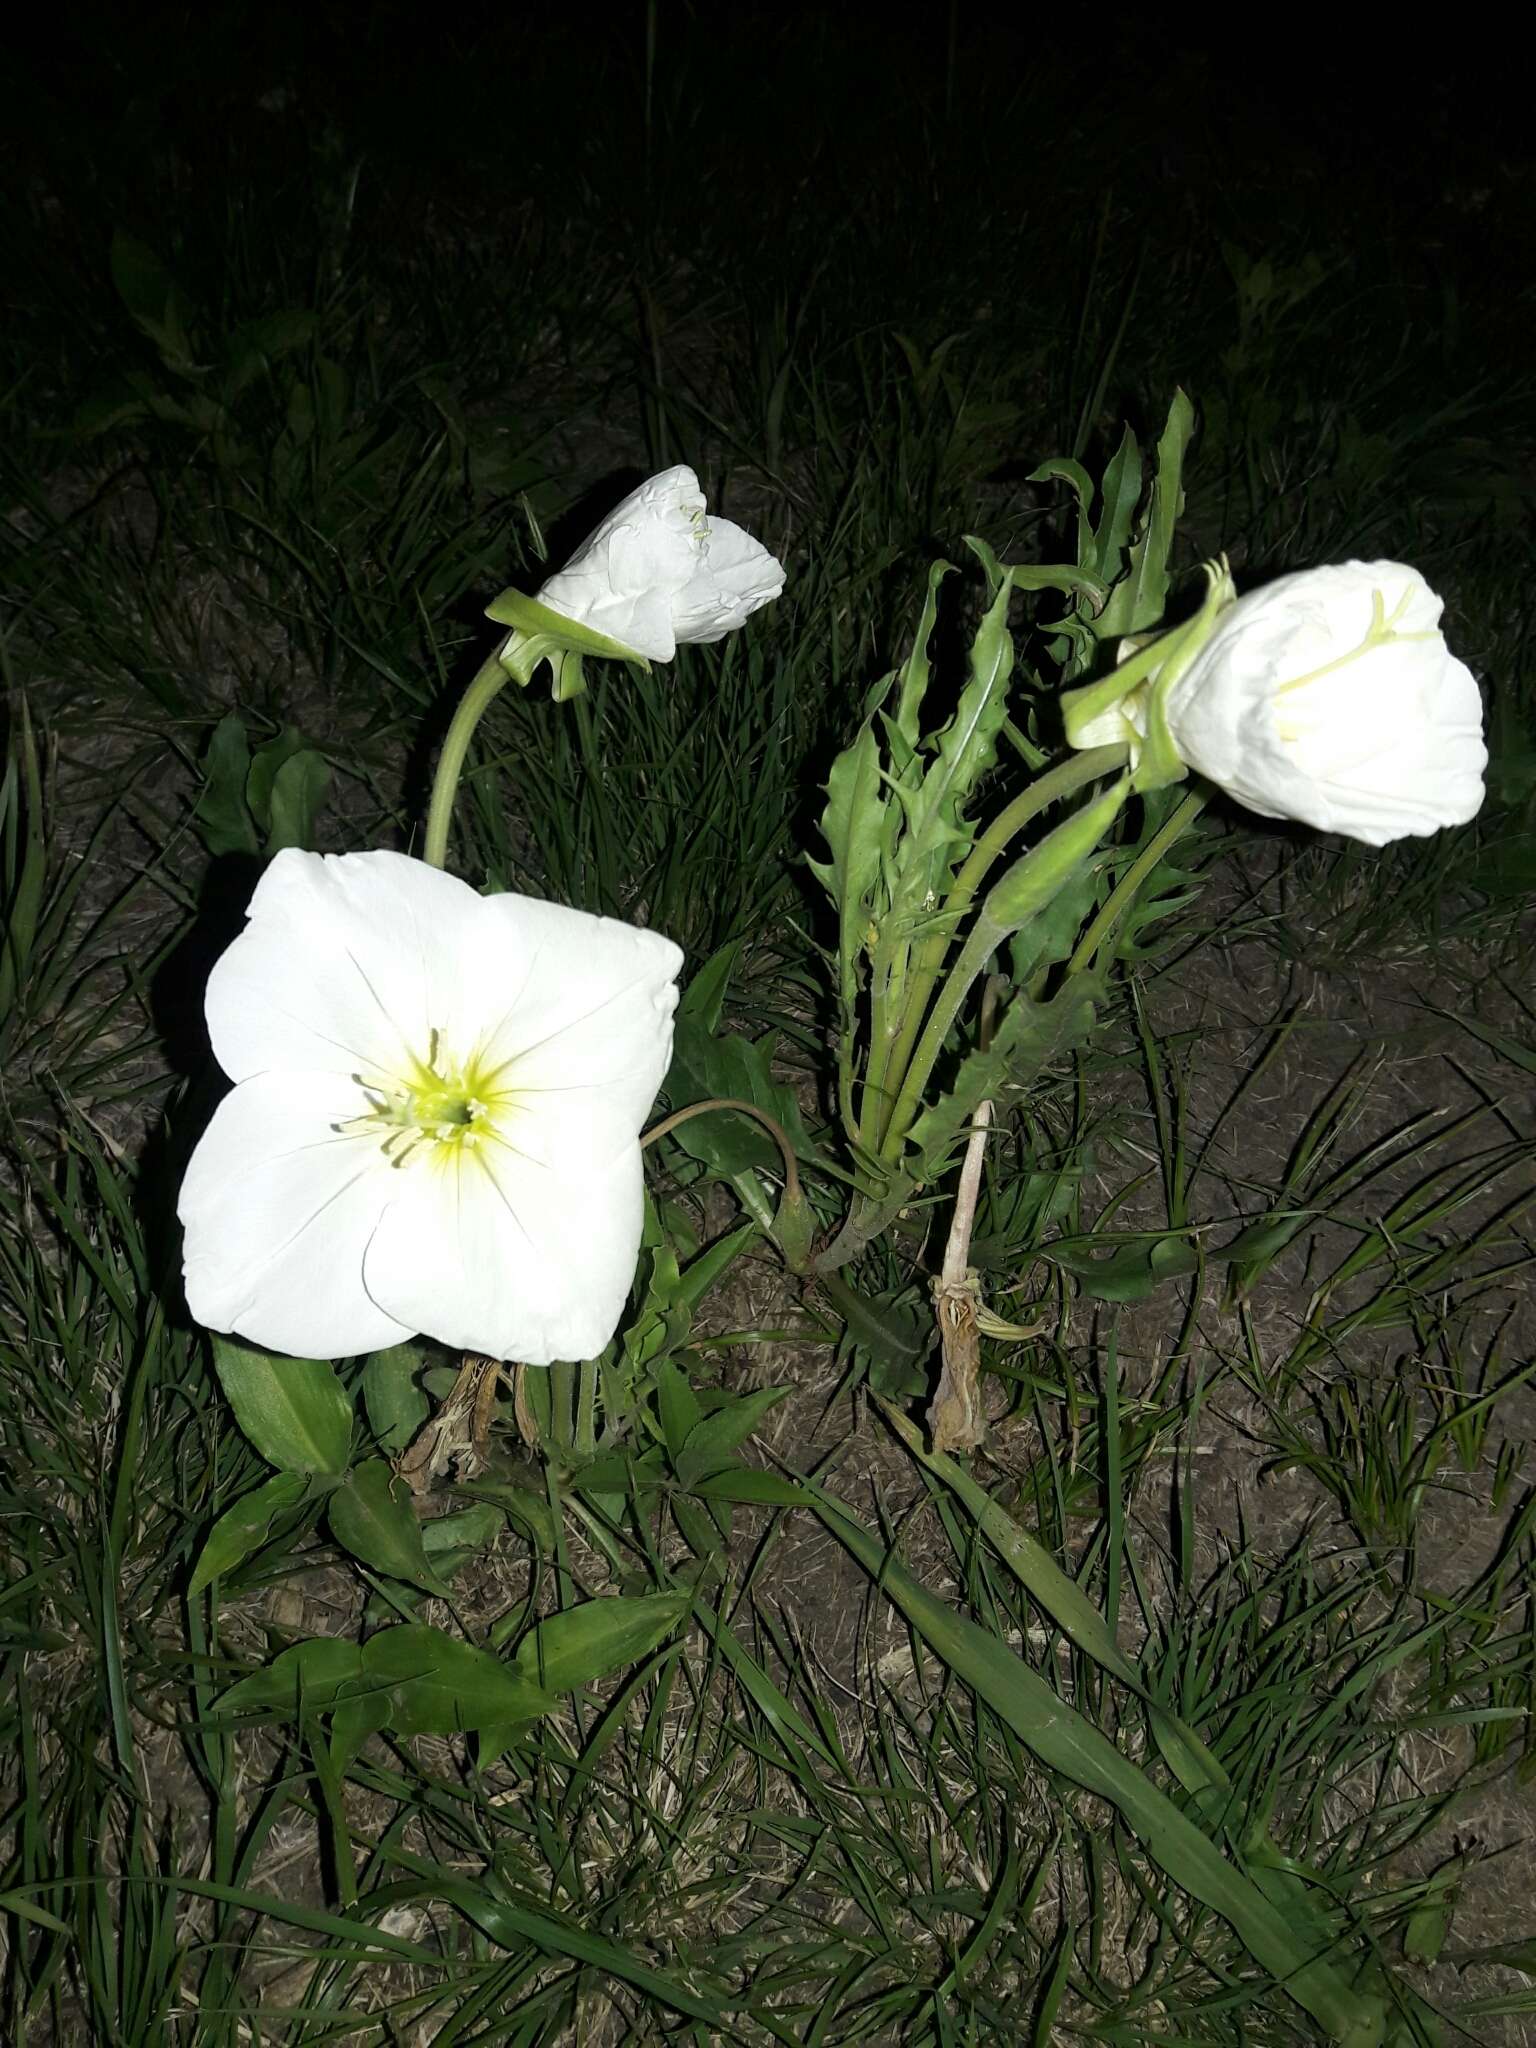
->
483, 588, 652, 697
1060, 557, 1235, 777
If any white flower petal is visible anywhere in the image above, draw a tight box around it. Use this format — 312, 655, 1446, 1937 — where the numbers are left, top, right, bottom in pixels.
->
179, 1071, 410, 1358
671, 516, 787, 645
533, 468, 783, 662
206, 850, 486, 1086
365, 1142, 645, 1366
466, 893, 682, 1158
536, 467, 709, 659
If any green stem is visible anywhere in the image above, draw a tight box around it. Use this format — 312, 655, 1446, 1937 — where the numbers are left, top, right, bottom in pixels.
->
641, 1096, 801, 1210
548, 1359, 576, 1454
570, 686, 619, 910
1066, 788, 1206, 976
423, 650, 513, 870
870, 745, 1126, 1148
878, 912, 1006, 1163
575, 1360, 599, 1461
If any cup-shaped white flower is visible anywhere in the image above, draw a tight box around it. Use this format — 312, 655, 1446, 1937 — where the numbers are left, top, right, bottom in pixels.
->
481, 466, 786, 704
178, 850, 683, 1366
1160, 561, 1486, 844
536, 464, 784, 659
1066, 560, 1486, 845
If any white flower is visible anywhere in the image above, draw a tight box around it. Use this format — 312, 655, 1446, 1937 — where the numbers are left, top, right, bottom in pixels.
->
179, 850, 682, 1366
1159, 561, 1486, 845
534, 465, 785, 661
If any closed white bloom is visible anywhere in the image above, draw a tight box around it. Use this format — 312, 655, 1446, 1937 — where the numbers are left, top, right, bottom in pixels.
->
179, 850, 682, 1366
535, 464, 785, 661
1160, 561, 1487, 845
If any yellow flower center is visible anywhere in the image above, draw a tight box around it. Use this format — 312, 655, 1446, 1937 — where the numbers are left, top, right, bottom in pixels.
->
346, 1031, 513, 1167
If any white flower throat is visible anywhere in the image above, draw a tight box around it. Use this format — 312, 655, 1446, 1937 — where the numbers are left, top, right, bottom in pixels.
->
347, 1029, 511, 1166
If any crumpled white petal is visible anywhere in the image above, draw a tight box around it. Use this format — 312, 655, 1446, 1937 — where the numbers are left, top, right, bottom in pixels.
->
534, 465, 784, 661
672, 515, 787, 645
1161, 560, 1487, 846
179, 849, 683, 1366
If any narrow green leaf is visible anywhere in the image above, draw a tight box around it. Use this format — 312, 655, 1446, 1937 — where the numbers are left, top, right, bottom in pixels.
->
892, 559, 955, 747
361, 1623, 554, 1734
907, 982, 1099, 1177
219, 1638, 365, 1717
654, 1355, 701, 1461
811, 1491, 1388, 2048
194, 715, 260, 857
663, 1016, 821, 1177
678, 940, 740, 1033
807, 716, 887, 1027
1047, 1230, 1203, 1302
512, 1592, 687, 1695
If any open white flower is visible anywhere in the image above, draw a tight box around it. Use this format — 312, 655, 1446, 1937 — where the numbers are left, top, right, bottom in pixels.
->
179, 850, 682, 1366
533, 465, 785, 662
1159, 561, 1486, 844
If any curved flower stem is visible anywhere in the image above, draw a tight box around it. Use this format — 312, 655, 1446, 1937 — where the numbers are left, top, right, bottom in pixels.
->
570, 686, 620, 909
423, 649, 514, 870
1066, 788, 1207, 976
641, 1096, 801, 1209
867, 745, 1127, 1151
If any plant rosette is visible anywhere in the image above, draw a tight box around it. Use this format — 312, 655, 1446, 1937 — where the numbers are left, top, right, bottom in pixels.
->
178, 850, 682, 1366
1065, 559, 1486, 845
487, 465, 786, 699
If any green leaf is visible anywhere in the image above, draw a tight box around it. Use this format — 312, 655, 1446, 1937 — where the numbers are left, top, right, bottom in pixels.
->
901, 570, 1018, 901
807, 713, 888, 1058
907, 981, 1100, 1178
676, 1387, 788, 1484
244, 726, 308, 831
109, 230, 195, 369
662, 1016, 819, 1178
211, 1337, 353, 1474
812, 1491, 1389, 2048
361, 1623, 554, 1734
219, 1637, 366, 1717
512, 1592, 686, 1695
829, 1276, 930, 1397
891, 559, 954, 749
1087, 426, 1143, 588
693, 1467, 808, 1508
420, 1503, 504, 1563
1099, 389, 1195, 639
1047, 1230, 1202, 1302
220, 309, 319, 399
264, 748, 330, 854
328, 1461, 447, 1596
362, 1344, 432, 1455
219, 1625, 556, 1742
678, 941, 739, 1033
194, 715, 260, 857
189, 1470, 311, 1596
653, 1355, 701, 1462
